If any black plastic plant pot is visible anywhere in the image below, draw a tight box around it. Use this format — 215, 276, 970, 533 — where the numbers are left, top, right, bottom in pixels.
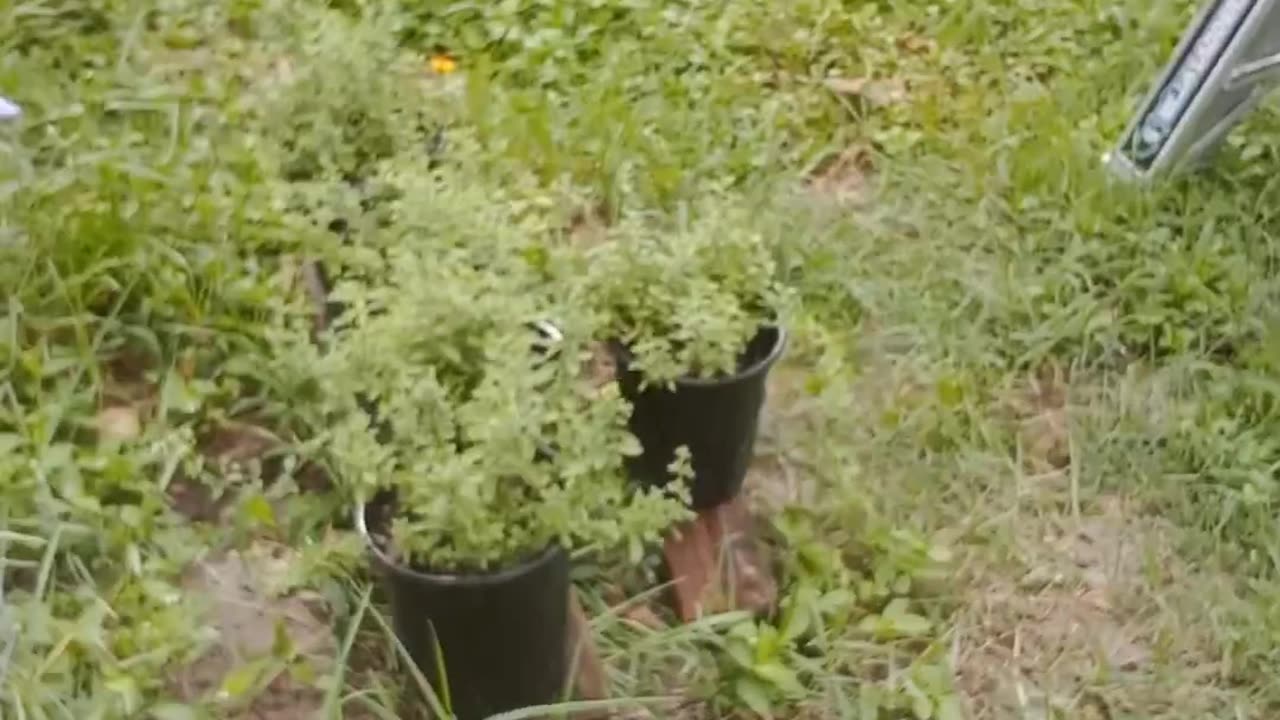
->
356, 500, 570, 720
613, 325, 786, 510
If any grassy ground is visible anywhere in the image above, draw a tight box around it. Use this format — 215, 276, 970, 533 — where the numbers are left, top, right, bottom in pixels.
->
6, 0, 1280, 718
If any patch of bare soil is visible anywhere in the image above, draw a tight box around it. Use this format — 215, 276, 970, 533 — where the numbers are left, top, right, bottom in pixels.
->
954, 492, 1228, 720
954, 372, 1241, 718
1000, 366, 1072, 476
956, 497, 1142, 716
170, 544, 337, 719
567, 204, 611, 249
744, 362, 818, 514
807, 145, 875, 207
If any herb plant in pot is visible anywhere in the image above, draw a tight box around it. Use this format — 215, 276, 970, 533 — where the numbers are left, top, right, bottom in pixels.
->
315, 246, 688, 720
584, 203, 791, 510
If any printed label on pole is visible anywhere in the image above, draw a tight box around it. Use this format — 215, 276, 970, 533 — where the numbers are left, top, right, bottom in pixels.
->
1108, 0, 1280, 180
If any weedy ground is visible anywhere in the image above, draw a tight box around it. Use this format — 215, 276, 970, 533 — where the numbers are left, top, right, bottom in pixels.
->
5, 0, 1280, 719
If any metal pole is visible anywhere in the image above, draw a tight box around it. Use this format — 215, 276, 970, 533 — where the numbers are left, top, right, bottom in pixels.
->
1107, 0, 1280, 181
0, 95, 20, 694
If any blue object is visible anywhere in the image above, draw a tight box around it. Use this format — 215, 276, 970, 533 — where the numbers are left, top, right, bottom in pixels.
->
0, 96, 20, 120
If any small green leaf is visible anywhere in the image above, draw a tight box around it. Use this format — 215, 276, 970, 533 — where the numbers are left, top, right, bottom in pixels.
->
219, 658, 269, 700
856, 614, 880, 635
912, 692, 933, 720
753, 662, 806, 697
521, 244, 549, 271
888, 613, 932, 638
883, 597, 911, 619
755, 623, 781, 662
780, 603, 810, 642
803, 375, 825, 395
859, 684, 881, 719
856, 608, 932, 640
904, 678, 937, 719
728, 620, 759, 641
0, 433, 23, 455
735, 675, 774, 718
242, 493, 277, 528
164, 26, 203, 49
271, 618, 294, 659
126, 543, 143, 576
935, 695, 964, 720
780, 586, 815, 641
289, 657, 318, 685
819, 589, 855, 611
105, 674, 141, 713
913, 662, 950, 693
627, 535, 643, 564
936, 376, 965, 408
725, 637, 755, 669
161, 370, 204, 415
892, 574, 912, 595
151, 703, 198, 720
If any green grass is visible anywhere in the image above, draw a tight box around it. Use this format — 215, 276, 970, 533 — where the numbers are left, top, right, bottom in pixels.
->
7, 0, 1280, 718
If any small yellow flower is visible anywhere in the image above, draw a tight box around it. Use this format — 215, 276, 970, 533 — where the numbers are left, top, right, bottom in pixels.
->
429, 54, 458, 75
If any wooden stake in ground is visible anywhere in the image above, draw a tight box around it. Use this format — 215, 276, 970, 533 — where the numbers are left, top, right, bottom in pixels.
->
567, 588, 609, 708
662, 495, 777, 622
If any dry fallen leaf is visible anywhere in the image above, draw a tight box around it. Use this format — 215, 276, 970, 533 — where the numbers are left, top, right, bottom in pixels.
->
97, 405, 142, 442
896, 33, 938, 55
568, 205, 609, 248
1020, 408, 1070, 471
809, 145, 874, 206
622, 604, 667, 631
1104, 635, 1151, 671
178, 350, 197, 380
1006, 370, 1071, 472
822, 76, 870, 96
823, 76, 908, 106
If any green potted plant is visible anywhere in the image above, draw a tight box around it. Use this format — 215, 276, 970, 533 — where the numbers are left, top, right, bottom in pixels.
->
313, 239, 688, 720
583, 201, 791, 510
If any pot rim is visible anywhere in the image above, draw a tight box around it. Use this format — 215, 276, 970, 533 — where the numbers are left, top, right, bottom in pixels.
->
355, 501, 563, 587
616, 325, 787, 389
